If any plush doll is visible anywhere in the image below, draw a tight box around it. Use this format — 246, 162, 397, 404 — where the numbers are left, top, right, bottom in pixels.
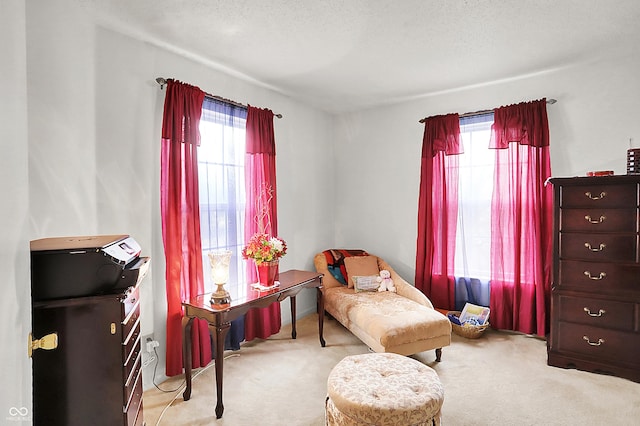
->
377, 269, 396, 292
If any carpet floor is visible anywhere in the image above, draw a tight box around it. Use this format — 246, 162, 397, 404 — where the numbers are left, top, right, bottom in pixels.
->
142, 314, 640, 425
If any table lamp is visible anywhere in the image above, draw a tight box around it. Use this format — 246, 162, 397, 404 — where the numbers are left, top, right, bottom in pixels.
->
209, 249, 232, 306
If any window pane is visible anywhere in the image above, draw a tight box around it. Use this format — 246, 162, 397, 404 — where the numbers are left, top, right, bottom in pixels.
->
454, 116, 494, 281
198, 103, 247, 293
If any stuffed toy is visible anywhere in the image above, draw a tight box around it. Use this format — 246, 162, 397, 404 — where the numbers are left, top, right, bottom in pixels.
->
377, 269, 396, 292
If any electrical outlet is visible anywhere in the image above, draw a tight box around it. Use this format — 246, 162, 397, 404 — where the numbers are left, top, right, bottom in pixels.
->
142, 352, 157, 368
146, 338, 160, 353
142, 334, 153, 346
142, 334, 159, 352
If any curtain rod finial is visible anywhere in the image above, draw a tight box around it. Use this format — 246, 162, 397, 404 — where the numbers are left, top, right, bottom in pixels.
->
156, 77, 167, 89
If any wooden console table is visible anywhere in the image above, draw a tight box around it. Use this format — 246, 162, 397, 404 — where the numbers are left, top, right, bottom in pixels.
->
182, 269, 325, 419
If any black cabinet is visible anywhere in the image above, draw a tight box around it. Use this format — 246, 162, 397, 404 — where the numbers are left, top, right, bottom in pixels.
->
31, 286, 144, 425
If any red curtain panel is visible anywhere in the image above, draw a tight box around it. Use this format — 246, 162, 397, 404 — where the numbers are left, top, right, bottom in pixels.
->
160, 80, 212, 376
244, 105, 282, 340
489, 99, 553, 336
415, 113, 461, 310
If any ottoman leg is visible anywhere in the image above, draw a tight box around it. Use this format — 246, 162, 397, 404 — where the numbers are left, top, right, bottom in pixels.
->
435, 348, 442, 362
325, 396, 345, 426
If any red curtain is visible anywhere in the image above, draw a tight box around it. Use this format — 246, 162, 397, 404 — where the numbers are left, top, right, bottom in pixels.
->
489, 99, 553, 336
160, 80, 212, 376
244, 105, 281, 340
415, 114, 462, 310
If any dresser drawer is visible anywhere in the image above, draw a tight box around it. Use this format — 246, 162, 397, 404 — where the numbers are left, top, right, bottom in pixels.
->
124, 368, 143, 426
122, 286, 140, 319
557, 322, 640, 366
558, 260, 640, 293
560, 184, 637, 208
124, 331, 141, 375
556, 294, 636, 331
559, 233, 637, 262
559, 208, 637, 232
124, 354, 142, 408
123, 318, 141, 362
122, 301, 140, 345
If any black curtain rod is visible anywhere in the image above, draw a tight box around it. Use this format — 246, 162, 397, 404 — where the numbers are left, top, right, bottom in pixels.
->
418, 98, 557, 123
156, 77, 283, 119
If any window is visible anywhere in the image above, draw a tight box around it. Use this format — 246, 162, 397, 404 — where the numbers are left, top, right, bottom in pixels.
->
198, 99, 248, 293
454, 113, 494, 309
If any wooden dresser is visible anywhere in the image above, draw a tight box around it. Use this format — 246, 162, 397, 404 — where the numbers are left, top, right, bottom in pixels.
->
548, 175, 640, 382
32, 285, 144, 425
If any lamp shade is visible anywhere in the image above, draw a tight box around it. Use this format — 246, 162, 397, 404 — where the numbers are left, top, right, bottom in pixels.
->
208, 249, 232, 284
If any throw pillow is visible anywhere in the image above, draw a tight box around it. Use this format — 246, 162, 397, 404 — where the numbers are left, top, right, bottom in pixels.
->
344, 255, 379, 288
352, 275, 381, 292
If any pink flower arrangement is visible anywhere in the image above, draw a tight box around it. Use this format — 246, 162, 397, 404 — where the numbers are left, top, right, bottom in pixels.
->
241, 233, 287, 264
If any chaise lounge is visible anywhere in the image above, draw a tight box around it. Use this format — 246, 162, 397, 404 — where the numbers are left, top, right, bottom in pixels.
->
314, 250, 451, 361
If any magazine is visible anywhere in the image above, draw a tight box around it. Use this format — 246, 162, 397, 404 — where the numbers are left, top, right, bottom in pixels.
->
458, 302, 490, 326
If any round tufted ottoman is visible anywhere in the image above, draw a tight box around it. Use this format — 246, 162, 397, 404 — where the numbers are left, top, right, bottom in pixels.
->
325, 353, 444, 426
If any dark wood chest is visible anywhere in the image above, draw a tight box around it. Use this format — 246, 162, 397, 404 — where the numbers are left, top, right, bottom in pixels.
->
32, 286, 144, 425
548, 175, 640, 382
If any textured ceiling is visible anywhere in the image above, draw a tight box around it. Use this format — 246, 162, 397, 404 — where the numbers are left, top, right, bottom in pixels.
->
80, 0, 640, 113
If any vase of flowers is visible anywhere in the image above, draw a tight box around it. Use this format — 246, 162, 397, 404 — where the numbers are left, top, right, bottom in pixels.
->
256, 260, 279, 288
242, 233, 287, 287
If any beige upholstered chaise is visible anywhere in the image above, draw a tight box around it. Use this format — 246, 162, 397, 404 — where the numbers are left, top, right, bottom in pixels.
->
314, 251, 451, 361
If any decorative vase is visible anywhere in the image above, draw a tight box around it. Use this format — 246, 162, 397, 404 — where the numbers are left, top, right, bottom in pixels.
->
256, 260, 279, 287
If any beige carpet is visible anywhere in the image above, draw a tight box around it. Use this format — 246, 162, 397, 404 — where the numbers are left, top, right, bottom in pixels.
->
143, 314, 640, 425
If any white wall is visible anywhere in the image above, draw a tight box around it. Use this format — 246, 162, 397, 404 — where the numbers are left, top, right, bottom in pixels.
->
333, 43, 640, 282
0, 1, 32, 421
22, 0, 335, 394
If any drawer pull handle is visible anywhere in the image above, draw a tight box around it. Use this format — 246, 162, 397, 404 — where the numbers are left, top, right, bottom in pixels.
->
584, 242, 606, 252
583, 336, 605, 346
28, 332, 59, 357
584, 191, 606, 200
583, 271, 606, 280
583, 307, 606, 317
584, 215, 606, 224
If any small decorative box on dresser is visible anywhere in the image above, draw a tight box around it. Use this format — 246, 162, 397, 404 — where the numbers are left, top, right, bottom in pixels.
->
548, 175, 640, 383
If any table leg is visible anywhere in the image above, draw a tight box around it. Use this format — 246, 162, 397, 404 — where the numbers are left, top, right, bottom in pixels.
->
317, 286, 326, 347
214, 321, 231, 419
290, 295, 297, 339
182, 317, 195, 401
